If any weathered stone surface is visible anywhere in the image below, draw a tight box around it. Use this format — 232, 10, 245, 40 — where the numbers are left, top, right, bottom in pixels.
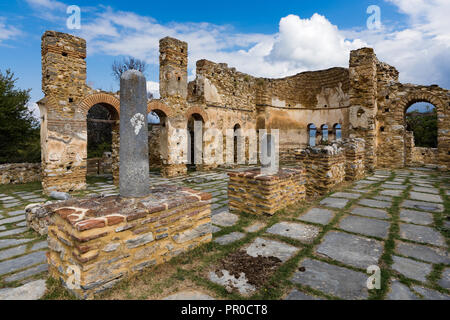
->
316, 231, 383, 269
411, 186, 439, 194
119, 70, 150, 198
298, 208, 334, 225
338, 215, 390, 238
0, 238, 32, 250
49, 191, 71, 200
211, 211, 238, 227
291, 258, 368, 299
399, 223, 446, 247
392, 255, 431, 282
358, 199, 391, 209
386, 280, 418, 300
412, 286, 450, 300
399, 209, 433, 225
401, 200, 444, 212
244, 222, 266, 233
0, 279, 46, 300
284, 289, 323, 300
214, 232, 245, 245
331, 192, 361, 199
266, 221, 320, 243
4, 264, 48, 283
350, 206, 388, 219
380, 190, 403, 198
162, 290, 215, 300
209, 269, 256, 296
0, 245, 27, 261
320, 197, 348, 209
438, 268, 450, 290
396, 241, 450, 264
245, 237, 298, 262
409, 192, 443, 203
0, 251, 47, 276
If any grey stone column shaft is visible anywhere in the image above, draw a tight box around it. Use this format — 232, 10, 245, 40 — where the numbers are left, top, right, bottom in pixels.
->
119, 70, 150, 197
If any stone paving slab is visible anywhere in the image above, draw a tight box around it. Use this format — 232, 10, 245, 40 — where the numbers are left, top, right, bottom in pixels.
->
411, 186, 440, 194
380, 184, 407, 190
350, 207, 389, 220
409, 192, 443, 203
395, 241, 450, 264
214, 232, 245, 245
319, 197, 348, 209
331, 192, 361, 200
162, 290, 215, 300
399, 209, 433, 226
316, 231, 383, 269
209, 269, 256, 296
371, 196, 393, 202
412, 286, 450, 300
0, 215, 26, 225
244, 222, 266, 233
0, 251, 47, 276
298, 208, 334, 225
0, 244, 27, 261
291, 258, 368, 300
386, 280, 418, 300
211, 211, 239, 227
4, 263, 48, 283
358, 199, 391, 209
0, 279, 46, 300
7, 210, 26, 216
245, 238, 298, 262
438, 268, 450, 290
338, 215, 390, 239
284, 289, 323, 300
392, 255, 431, 282
0, 227, 28, 238
0, 238, 32, 250
401, 200, 444, 212
399, 223, 446, 247
266, 222, 320, 243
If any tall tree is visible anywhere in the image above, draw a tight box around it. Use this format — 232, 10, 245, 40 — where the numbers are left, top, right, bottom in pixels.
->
0, 69, 40, 163
111, 56, 147, 82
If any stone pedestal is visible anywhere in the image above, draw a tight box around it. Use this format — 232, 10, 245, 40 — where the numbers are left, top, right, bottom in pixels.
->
227, 168, 306, 216
299, 144, 345, 198
45, 185, 212, 299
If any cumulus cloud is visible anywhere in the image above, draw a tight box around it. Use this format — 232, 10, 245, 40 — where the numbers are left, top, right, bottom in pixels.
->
25, 0, 66, 11
146, 81, 160, 99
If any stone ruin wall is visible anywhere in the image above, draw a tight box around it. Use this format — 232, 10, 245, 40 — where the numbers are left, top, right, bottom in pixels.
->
38, 30, 449, 193
0, 163, 41, 185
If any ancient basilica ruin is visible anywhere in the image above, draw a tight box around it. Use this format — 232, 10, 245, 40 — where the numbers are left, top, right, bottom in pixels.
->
37, 31, 449, 195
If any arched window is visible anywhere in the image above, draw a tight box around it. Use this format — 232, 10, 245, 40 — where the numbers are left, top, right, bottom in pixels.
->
308, 124, 317, 147
334, 123, 342, 141
321, 124, 329, 142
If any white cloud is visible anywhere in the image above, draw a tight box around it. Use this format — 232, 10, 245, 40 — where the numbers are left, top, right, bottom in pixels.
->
0, 17, 21, 43
25, 0, 66, 11
29, 1, 450, 89
146, 81, 160, 99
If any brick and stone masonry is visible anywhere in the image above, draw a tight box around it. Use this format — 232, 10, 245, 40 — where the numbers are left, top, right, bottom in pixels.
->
228, 168, 306, 216
298, 144, 346, 198
0, 163, 41, 184
42, 69, 212, 299
339, 138, 366, 181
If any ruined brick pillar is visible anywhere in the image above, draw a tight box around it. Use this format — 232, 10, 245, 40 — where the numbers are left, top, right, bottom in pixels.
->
159, 37, 188, 100
348, 48, 378, 173
40, 31, 90, 194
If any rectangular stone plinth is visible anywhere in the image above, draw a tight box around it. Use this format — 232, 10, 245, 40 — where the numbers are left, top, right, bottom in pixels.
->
340, 138, 366, 181
227, 168, 306, 216
45, 185, 211, 299
299, 144, 345, 198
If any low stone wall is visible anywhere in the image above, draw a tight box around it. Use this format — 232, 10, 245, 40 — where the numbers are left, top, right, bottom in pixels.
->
412, 147, 438, 166
0, 163, 41, 185
43, 185, 212, 299
298, 144, 345, 198
339, 138, 366, 181
228, 168, 306, 216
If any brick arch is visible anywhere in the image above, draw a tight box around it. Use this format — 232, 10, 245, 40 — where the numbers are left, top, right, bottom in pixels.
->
185, 106, 209, 122
147, 100, 173, 117
79, 93, 120, 118
395, 91, 445, 121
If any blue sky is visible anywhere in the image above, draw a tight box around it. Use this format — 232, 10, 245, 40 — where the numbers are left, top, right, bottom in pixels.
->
0, 0, 448, 116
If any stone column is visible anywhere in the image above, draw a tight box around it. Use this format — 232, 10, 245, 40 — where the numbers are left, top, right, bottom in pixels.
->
119, 70, 150, 197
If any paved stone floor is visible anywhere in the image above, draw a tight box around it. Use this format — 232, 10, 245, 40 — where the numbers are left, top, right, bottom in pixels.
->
0, 168, 449, 300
